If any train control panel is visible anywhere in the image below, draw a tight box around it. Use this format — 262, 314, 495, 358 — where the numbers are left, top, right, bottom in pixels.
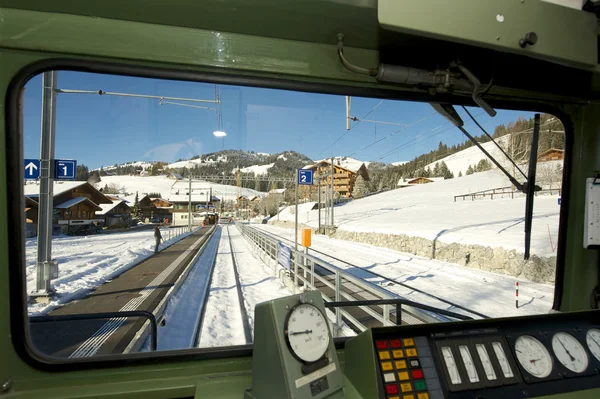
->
344, 308, 600, 399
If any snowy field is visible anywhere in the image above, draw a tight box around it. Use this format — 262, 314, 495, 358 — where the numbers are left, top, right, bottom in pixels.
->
254, 225, 555, 319
26, 226, 191, 315
100, 174, 264, 201
274, 168, 560, 257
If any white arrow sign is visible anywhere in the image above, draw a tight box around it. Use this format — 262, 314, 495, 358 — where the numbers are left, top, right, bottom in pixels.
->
25, 162, 38, 175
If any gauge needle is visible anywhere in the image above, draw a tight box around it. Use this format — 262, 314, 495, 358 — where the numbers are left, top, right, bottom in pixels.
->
529, 359, 541, 364
558, 339, 575, 362
590, 335, 600, 348
290, 330, 312, 336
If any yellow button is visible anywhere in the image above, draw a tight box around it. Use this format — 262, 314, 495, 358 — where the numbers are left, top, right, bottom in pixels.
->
405, 348, 418, 357
393, 349, 405, 358
400, 382, 412, 393
417, 394, 430, 399
388, 397, 400, 399
379, 351, 391, 360
395, 360, 407, 369
403, 338, 415, 347
403, 395, 416, 399
398, 371, 410, 381
381, 361, 393, 371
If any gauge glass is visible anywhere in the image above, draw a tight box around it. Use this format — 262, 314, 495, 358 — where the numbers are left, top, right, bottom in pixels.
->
586, 329, 600, 362
475, 344, 497, 380
441, 346, 462, 385
285, 303, 330, 363
514, 335, 553, 378
458, 345, 479, 383
551, 332, 588, 373
492, 342, 514, 378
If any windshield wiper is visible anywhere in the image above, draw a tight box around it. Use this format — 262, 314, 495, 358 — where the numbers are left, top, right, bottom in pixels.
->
430, 103, 541, 260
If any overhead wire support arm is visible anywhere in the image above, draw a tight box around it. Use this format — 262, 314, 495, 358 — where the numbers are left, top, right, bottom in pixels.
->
56, 89, 219, 104
461, 106, 528, 180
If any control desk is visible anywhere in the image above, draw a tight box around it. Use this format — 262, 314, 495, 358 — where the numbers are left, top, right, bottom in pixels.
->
344, 309, 600, 399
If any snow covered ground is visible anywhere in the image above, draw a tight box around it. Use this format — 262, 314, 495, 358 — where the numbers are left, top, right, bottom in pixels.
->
99, 175, 264, 202
26, 226, 193, 315
239, 163, 274, 175
254, 225, 555, 319
274, 169, 561, 257
198, 225, 293, 347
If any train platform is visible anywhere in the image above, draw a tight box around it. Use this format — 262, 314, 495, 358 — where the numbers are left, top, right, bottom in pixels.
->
29, 226, 215, 358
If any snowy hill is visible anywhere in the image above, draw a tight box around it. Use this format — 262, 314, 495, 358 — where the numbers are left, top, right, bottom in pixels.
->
99, 175, 265, 201
425, 135, 512, 177
275, 169, 560, 257
239, 163, 274, 175
93, 161, 154, 172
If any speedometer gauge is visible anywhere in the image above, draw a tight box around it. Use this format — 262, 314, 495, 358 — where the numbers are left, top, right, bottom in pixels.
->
551, 332, 588, 373
284, 303, 330, 363
586, 329, 600, 362
514, 335, 553, 378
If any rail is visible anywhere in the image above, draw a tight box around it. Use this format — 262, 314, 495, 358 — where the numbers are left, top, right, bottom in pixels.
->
166, 226, 189, 241
236, 223, 466, 337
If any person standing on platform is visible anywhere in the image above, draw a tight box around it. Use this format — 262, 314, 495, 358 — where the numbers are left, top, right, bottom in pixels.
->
154, 225, 163, 254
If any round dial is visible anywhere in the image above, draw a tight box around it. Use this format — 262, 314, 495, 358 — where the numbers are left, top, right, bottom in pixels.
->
586, 329, 600, 362
285, 303, 330, 363
551, 332, 588, 373
514, 335, 553, 378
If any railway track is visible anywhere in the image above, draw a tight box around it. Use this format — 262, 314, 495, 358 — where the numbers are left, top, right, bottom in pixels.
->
253, 225, 487, 319
196, 225, 253, 347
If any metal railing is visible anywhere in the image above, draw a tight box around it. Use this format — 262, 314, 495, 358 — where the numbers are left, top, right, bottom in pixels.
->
166, 226, 189, 241
236, 223, 465, 337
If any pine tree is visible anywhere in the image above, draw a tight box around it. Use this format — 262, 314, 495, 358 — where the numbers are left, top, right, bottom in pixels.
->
132, 192, 140, 218
353, 175, 368, 198
440, 162, 453, 179
433, 162, 441, 177
466, 165, 474, 175
458, 171, 463, 177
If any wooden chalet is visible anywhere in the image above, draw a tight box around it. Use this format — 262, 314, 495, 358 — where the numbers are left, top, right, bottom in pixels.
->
95, 199, 131, 227
24, 181, 112, 233
25, 196, 38, 237
397, 177, 444, 188
538, 148, 564, 162
303, 160, 369, 198
150, 198, 173, 223
168, 181, 220, 226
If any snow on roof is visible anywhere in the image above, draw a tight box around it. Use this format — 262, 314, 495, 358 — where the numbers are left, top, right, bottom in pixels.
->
96, 199, 128, 216
397, 177, 445, 186
169, 194, 220, 203
24, 181, 86, 197
55, 197, 101, 210
269, 188, 286, 194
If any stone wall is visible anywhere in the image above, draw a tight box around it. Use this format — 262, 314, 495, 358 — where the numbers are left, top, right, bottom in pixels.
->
267, 220, 556, 284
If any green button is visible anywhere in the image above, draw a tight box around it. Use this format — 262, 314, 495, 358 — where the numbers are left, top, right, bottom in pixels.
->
414, 381, 427, 391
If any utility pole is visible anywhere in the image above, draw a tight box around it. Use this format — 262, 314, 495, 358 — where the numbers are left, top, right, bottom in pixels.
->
34, 71, 58, 299
188, 168, 192, 232
294, 169, 299, 251
317, 179, 321, 234
331, 157, 335, 232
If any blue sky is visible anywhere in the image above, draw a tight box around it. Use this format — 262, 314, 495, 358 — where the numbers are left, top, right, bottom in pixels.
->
23, 71, 534, 169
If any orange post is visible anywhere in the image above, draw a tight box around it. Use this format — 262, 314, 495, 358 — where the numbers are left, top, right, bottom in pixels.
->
301, 228, 311, 247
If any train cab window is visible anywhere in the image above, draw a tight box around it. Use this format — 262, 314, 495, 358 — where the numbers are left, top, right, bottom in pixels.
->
19, 69, 565, 361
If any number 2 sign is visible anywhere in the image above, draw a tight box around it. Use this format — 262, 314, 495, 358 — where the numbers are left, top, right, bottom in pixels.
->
297, 169, 314, 185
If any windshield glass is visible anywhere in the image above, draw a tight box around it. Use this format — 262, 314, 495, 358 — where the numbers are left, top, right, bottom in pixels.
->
22, 70, 564, 359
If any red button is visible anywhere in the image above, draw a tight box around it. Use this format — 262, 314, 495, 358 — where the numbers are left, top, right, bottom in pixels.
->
376, 340, 388, 349
411, 370, 424, 379
390, 339, 402, 348
385, 384, 399, 395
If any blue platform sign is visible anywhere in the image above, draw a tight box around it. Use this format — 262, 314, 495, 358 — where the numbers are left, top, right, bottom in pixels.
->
298, 169, 314, 185
55, 159, 77, 180
24, 159, 40, 180
277, 242, 291, 270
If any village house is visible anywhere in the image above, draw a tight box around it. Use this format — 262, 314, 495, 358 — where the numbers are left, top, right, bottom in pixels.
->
24, 181, 112, 234
25, 196, 38, 237
168, 181, 220, 226
302, 159, 369, 198
537, 148, 564, 162
95, 199, 131, 227
397, 177, 445, 188
150, 197, 173, 223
